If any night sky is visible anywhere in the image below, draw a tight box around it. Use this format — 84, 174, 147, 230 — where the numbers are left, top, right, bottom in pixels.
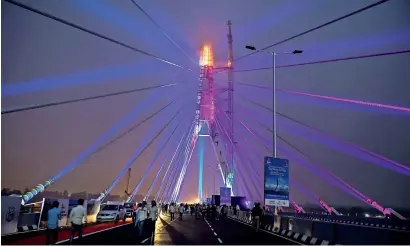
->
2, 0, 410, 208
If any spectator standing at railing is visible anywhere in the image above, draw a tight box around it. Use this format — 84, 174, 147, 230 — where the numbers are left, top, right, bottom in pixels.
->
46, 201, 61, 245
251, 203, 263, 232
69, 199, 87, 245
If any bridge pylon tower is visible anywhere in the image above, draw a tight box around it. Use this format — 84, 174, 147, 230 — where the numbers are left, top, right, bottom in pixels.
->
226, 20, 235, 190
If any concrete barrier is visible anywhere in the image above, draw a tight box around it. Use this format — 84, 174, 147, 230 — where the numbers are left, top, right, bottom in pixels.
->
227, 209, 334, 245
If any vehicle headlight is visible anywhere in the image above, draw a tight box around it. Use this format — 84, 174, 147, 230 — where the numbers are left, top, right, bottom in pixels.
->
111, 213, 116, 216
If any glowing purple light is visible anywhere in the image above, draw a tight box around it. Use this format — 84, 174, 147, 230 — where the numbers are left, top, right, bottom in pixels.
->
237, 83, 410, 113
279, 89, 410, 113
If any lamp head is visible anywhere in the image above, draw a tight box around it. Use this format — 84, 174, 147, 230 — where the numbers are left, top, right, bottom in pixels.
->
245, 45, 256, 51
293, 50, 303, 54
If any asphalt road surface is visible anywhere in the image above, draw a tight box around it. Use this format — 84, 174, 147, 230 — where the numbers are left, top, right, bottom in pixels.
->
204, 215, 299, 245
57, 213, 299, 245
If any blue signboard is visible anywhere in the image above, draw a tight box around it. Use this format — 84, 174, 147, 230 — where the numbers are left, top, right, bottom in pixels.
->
220, 187, 231, 206
264, 157, 290, 207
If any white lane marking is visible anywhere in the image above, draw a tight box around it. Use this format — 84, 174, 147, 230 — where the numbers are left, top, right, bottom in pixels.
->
158, 219, 175, 231
227, 217, 302, 245
206, 219, 223, 244
56, 222, 132, 244
143, 215, 176, 243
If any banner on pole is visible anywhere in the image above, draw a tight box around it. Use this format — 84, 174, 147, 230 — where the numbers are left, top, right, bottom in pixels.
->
40, 198, 69, 227
1, 196, 22, 235
264, 157, 290, 207
220, 187, 231, 206
57, 199, 69, 227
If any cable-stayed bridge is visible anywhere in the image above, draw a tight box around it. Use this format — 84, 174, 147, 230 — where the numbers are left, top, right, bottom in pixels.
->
2, 0, 410, 244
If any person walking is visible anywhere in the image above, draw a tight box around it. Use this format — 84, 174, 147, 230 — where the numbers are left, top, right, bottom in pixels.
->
46, 201, 61, 245
251, 203, 263, 232
195, 204, 200, 219
135, 202, 147, 238
236, 204, 240, 217
216, 205, 221, 220
190, 205, 194, 216
149, 201, 158, 236
211, 205, 216, 219
69, 199, 87, 244
178, 203, 185, 221
132, 203, 138, 224
169, 203, 175, 221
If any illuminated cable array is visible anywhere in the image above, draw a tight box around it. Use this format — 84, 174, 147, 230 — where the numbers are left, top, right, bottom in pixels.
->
2, 83, 177, 114
154, 124, 191, 201
240, 95, 410, 175
217, 101, 306, 210
4, 0, 185, 69
126, 107, 189, 202
237, 99, 397, 216
156, 122, 194, 202
234, 50, 410, 73
235, 0, 391, 62
130, 0, 197, 65
97, 104, 186, 202
145, 115, 194, 200
22, 84, 186, 203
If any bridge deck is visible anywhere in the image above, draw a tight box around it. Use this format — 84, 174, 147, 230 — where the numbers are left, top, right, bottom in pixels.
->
65, 213, 298, 245
4, 213, 299, 245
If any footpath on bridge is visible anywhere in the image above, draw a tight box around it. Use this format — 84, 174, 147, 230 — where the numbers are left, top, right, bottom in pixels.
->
3, 221, 132, 245
65, 213, 299, 245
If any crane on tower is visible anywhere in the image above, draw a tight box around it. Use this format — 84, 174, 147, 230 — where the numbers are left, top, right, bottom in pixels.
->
208, 21, 236, 192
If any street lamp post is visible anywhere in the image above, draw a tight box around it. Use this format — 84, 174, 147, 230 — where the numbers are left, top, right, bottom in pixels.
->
245, 46, 302, 158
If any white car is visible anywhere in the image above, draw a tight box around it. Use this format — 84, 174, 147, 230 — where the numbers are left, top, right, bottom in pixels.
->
96, 203, 126, 223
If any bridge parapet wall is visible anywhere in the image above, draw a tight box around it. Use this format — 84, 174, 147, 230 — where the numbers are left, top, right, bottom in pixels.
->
229, 209, 410, 244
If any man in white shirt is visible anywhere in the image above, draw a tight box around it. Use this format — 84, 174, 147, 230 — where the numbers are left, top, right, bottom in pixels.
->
169, 203, 175, 221
69, 199, 87, 244
149, 201, 158, 235
135, 203, 147, 237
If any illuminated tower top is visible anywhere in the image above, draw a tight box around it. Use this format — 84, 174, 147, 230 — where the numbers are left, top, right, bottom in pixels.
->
200, 45, 214, 67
